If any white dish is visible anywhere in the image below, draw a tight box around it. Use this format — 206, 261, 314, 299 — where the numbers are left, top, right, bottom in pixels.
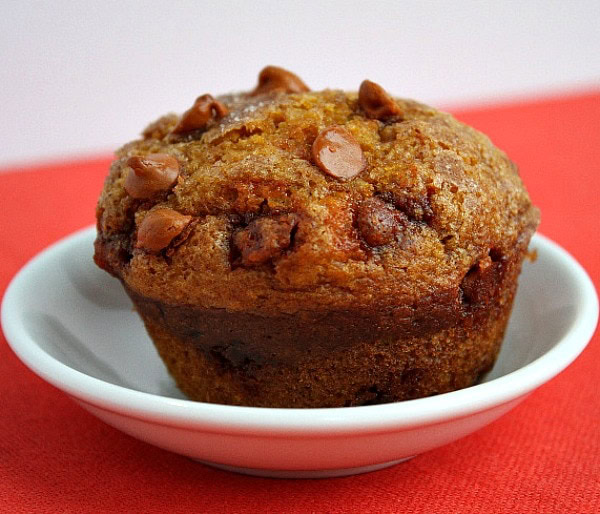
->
2, 227, 598, 478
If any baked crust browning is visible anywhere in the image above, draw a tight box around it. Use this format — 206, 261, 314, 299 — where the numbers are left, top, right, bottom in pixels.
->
94, 69, 540, 407
128, 282, 514, 408
121, 232, 530, 407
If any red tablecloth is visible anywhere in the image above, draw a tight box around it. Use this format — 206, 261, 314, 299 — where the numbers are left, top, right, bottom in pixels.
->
1, 92, 599, 513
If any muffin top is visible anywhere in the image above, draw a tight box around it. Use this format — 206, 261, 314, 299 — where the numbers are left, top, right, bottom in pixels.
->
95, 66, 539, 314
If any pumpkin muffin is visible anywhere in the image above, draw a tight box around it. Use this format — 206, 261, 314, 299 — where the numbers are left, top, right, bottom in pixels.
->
94, 66, 539, 408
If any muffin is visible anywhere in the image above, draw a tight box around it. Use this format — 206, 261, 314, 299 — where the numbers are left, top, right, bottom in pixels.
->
94, 66, 539, 408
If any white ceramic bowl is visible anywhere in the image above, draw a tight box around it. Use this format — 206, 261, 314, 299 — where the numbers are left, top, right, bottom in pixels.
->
2, 228, 598, 478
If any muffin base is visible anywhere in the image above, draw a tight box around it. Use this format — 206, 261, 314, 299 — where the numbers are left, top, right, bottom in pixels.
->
127, 285, 516, 408
117, 229, 533, 408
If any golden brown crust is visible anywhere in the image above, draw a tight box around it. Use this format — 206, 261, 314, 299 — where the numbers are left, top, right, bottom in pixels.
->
118, 231, 529, 407
95, 89, 539, 315
94, 77, 539, 407
139, 304, 509, 408
128, 275, 515, 407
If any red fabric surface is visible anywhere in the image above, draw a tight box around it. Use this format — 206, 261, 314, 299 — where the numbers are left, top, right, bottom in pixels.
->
1, 92, 599, 513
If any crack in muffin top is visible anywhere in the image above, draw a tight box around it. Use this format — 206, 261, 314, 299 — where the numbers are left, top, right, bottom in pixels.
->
95, 66, 539, 313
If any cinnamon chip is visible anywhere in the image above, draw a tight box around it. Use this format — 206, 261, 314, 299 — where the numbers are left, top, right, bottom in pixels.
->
171, 94, 229, 135
358, 80, 403, 121
311, 126, 366, 180
136, 208, 192, 252
124, 154, 180, 199
357, 197, 407, 247
250, 66, 310, 96
233, 214, 298, 267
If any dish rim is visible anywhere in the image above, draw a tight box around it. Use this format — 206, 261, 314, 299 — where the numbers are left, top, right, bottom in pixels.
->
2, 227, 598, 435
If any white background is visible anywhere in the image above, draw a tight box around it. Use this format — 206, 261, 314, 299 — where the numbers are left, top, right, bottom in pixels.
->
1, 0, 599, 167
